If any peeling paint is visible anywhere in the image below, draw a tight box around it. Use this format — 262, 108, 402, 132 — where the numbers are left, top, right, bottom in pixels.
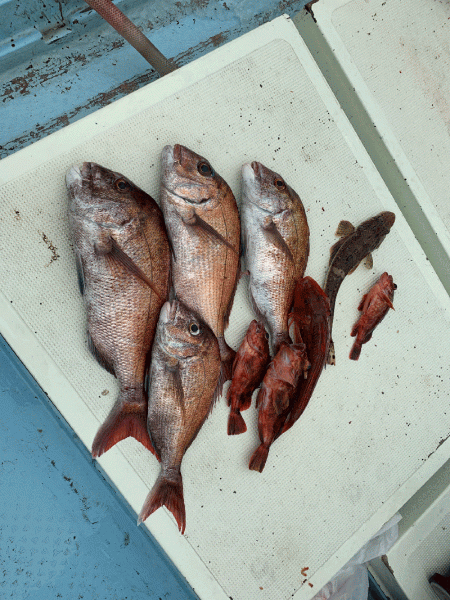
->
1, 0, 308, 158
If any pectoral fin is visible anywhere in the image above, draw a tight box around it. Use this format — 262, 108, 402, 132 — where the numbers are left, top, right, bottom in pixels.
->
336, 220, 355, 237
164, 362, 185, 416
262, 220, 294, 262
99, 237, 164, 301
186, 212, 238, 255
364, 253, 373, 270
381, 293, 395, 310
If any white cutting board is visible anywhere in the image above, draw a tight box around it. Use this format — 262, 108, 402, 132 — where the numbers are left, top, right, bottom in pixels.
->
1, 15, 450, 600
314, 0, 450, 265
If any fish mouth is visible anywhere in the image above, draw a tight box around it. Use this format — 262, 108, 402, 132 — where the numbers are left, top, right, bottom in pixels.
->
173, 144, 182, 163
250, 161, 263, 177
66, 162, 96, 188
65, 164, 83, 187
159, 300, 178, 324
381, 211, 396, 229
241, 162, 257, 184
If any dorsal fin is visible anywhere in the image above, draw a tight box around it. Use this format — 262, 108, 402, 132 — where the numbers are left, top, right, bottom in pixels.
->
262, 219, 294, 262
335, 220, 355, 237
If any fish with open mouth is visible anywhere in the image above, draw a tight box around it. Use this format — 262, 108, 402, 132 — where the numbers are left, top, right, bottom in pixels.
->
241, 162, 309, 355
138, 300, 221, 534
226, 320, 270, 435
66, 162, 170, 458
349, 272, 396, 361
324, 211, 395, 364
160, 144, 240, 391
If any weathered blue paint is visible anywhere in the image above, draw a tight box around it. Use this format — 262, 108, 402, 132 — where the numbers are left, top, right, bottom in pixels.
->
0, 0, 310, 157
0, 335, 199, 599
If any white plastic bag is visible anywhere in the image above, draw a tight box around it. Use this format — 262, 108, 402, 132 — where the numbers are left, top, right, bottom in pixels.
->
312, 514, 401, 600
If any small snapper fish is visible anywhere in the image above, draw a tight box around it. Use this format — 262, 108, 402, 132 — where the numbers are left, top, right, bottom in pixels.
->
138, 301, 221, 534
281, 276, 331, 435
324, 211, 395, 364
160, 144, 240, 391
349, 272, 396, 361
241, 162, 310, 356
66, 162, 171, 458
226, 320, 270, 436
249, 341, 310, 473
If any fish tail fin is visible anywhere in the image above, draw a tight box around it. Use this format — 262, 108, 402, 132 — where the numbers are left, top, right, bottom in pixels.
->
227, 409, 247, 435
138, 471, 186, 534
91, 392, 157, 459
349, 341, 362, 361
217, 337, 236, 397
249, 443, 270, 473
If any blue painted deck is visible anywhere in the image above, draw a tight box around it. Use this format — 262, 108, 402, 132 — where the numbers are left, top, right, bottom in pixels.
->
0, 335, 198, 599
0, 0, 309, 157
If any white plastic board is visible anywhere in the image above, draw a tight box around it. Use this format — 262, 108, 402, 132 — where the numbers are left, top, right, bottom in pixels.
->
1, 15, 450, 600
370, 460, 450, 600
314, 0, 450, 264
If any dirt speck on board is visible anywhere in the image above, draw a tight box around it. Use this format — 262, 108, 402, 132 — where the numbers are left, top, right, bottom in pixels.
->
14, 209, 21, 221
41, 232, 60, 266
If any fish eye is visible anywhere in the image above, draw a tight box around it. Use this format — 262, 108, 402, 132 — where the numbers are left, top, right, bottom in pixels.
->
189, 322, 201, 336
393, 283, 397, 290
264, 332, 269, 339
115, 178, 130, 191
197, 162, 214, 177
274, 178, 286, 190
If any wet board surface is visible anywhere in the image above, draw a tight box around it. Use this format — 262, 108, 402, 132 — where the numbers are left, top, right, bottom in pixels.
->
1, 15, 450, 600
314, 0, 450, 263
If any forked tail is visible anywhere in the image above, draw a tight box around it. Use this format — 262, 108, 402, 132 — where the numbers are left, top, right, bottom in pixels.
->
227, 409, 247, 435
138, 470, 186, 534
91, 391, 158, 459
248, 443, 270, 473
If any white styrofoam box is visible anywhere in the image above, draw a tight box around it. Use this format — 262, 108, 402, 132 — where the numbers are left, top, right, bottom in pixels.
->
313, 0, 450, 264
370, 459, 450, 600
1, 14, 450, 600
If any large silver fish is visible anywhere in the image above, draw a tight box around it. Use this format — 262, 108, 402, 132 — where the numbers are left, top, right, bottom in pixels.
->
138, 300, 221, 534
159, 144, 240, 390
241, 162, 310, 355
66, 162, 170, 458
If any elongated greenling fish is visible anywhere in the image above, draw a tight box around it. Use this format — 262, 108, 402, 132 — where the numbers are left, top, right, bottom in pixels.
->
324, 211, 395, 364
66, 162, 170, 458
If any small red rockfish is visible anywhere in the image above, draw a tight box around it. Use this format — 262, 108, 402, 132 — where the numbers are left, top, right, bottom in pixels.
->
226, 320, 270, 435
349, 272, 396, 361
249, 341, 310, 473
